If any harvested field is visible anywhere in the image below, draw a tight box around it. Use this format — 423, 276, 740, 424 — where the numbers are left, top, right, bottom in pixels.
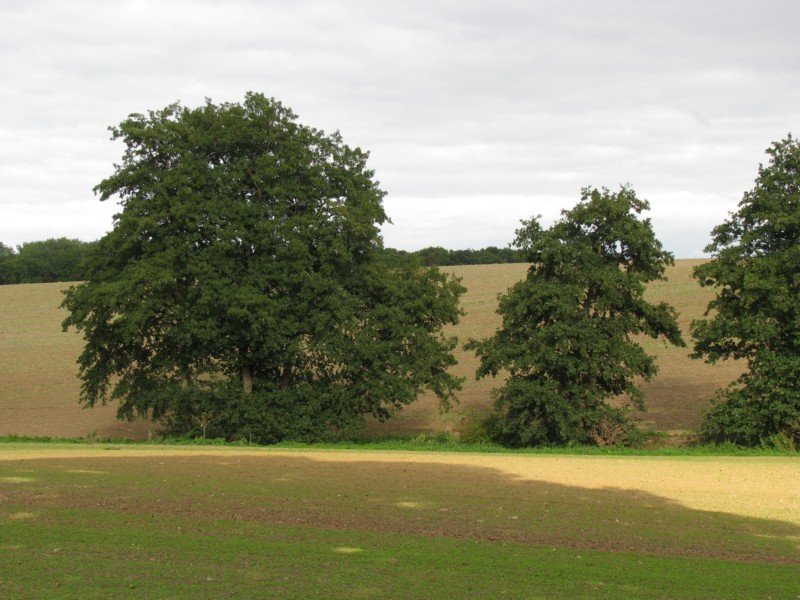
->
0, 260, 743, 440
0, 445, 797, 598
370, 259, 744, 436
0, 282, 152, 440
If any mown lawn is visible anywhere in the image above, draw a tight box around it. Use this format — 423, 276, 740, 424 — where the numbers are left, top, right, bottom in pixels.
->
1, 444, 798, 598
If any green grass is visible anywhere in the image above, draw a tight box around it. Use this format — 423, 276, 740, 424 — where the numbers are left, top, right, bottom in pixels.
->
1, 446, 798, 598
3, 509, 797, 599
0, 434, 795, 456
271, 437, 798, 456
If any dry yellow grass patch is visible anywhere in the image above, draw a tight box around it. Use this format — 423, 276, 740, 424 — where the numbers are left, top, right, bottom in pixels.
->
1, 445, 796, 526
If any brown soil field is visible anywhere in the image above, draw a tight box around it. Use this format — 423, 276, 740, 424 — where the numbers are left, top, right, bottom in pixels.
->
1, 446, 798, 564
0, 283, 153, 439
370, 259, 744, 436
0, 260, 743, 440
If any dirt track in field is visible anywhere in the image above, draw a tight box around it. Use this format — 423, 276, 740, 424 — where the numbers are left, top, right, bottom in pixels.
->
2, 446, 797, 526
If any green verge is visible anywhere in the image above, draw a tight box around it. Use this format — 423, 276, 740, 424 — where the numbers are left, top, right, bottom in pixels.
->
0, 435, 795, 456
1, 508, 797, 600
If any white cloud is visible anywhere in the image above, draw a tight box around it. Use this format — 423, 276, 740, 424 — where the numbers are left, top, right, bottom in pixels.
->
1, 0, 799, 255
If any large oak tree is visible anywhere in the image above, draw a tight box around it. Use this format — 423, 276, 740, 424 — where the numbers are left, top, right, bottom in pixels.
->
62, 93, 464, 442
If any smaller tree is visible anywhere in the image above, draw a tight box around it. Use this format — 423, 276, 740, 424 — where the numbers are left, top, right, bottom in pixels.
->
692, 135, 800, 446
467, 186, 684, 446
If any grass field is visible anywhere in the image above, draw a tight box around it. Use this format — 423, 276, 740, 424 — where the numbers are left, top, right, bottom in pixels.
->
0, 444, 797, 598
0, 260, 743, 440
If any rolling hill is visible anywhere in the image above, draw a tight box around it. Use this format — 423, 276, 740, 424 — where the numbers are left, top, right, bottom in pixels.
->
0, 260, 742, 440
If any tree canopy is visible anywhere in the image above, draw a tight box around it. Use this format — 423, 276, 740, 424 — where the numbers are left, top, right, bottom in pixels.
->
0, 240, 520, 284
692, 135, 800, 446
62, 93, 464, 442
467, 186, 684, 446
0, 238, 95, 285
406, 246, 526, 266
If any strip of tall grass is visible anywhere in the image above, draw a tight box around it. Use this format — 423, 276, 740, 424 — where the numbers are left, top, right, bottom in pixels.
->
0, 433, 795, 456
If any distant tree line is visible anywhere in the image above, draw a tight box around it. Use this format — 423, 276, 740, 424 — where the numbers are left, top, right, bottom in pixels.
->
0, 238, 97, 285
0, 240, 524, 285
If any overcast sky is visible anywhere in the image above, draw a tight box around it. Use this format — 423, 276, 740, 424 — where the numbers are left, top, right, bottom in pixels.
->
1, 1, 798, 257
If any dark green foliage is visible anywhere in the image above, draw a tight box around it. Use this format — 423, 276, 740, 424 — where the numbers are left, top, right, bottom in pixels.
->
160, 384, 375, 444
410, 245, 526, 266
0, 242, 13, 285
467, 187, 685, 446
0, 242, 519, 284
0, 238, 95, 284
693, 135, 800, 447
0, 242, 13, 260
62, 93, 464, 442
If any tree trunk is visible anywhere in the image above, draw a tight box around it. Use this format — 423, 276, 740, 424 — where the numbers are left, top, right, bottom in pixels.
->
280, 365, 292, 389
242, 366, 253, 395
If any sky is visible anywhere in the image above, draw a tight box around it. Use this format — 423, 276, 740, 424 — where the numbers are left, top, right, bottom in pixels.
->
1, 1, 798, 257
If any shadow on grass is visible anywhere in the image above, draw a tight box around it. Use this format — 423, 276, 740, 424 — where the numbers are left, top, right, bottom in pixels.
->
1, 454, 798, 564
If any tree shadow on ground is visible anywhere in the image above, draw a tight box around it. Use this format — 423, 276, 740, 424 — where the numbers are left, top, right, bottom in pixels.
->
1, 454, 798, 564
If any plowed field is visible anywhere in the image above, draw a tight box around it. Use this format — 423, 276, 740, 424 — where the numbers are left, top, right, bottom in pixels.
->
0, 260, 744, 439
1, 445, 797, 598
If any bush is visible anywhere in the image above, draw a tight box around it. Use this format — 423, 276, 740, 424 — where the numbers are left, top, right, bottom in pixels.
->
699, 352, 800, 448
454, 410, 491, 444
160, 382, 365, 444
